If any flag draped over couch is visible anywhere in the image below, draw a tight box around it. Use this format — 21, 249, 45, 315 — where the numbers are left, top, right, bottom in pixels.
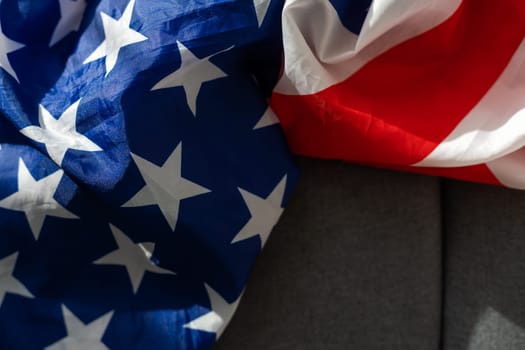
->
0, 0, 524, 349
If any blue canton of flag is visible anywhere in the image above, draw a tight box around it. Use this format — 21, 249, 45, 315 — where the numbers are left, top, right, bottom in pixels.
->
0, 0, 297, 349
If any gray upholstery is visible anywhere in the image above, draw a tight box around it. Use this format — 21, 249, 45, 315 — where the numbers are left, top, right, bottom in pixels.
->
215, 158, 442, 349
215, 158, 525, 349
442, 181, 525, 350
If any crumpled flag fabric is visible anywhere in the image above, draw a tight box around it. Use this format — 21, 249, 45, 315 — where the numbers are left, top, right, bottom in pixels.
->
0, 0, 296, 349
272, 0, 525, 189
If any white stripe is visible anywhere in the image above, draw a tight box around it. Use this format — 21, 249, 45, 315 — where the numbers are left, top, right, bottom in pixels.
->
487, 148, 525, 190
274, 0, 461, 95
414, 38, 525, 167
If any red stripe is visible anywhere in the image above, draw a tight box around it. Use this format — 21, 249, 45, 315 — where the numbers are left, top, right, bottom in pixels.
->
272, 0, 525, 168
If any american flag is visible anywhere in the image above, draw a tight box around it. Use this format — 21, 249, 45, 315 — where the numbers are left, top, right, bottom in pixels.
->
0, 0, 297, 349
2, 0, 524, 348
273, 0, 525, 189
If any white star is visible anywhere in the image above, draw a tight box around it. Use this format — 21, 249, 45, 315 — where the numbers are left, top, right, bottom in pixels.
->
123, 143, 211, 231
0, 22, 24, 82
0, 252, 33, 307
49, 0, 87, 46
45, 305, 113, 350
20, 99, 103, 166
232, 175, 287, 246
253, 0, 271, 27
94, 224, 175, 294
253, 107, 280, 130
184, 284, 242, 339
83, 0, 147, 76
0, 158, 78, 240
152, 41, 228, 116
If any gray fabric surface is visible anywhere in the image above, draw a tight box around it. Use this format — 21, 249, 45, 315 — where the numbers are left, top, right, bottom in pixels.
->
442, 181, 525, 350
215, 158, 525, 349
215, 158, 442, 350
